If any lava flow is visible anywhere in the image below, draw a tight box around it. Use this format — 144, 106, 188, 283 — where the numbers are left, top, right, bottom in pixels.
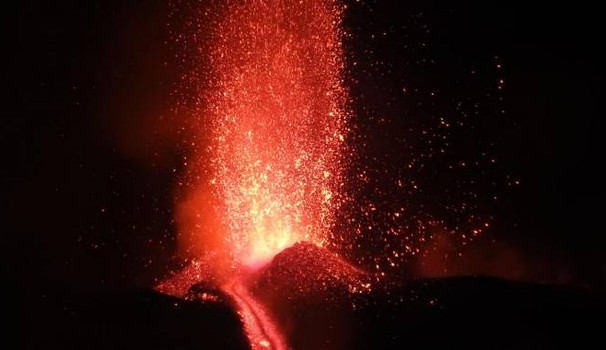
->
223, 280, 287, 350
159, 0, 351, 349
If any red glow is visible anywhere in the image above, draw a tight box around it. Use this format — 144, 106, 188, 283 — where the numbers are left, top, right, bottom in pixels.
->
176, 0, 349, 270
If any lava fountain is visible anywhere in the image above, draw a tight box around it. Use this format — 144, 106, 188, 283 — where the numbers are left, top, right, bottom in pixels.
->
159, 0, 352, 349
175, 0, 349, 271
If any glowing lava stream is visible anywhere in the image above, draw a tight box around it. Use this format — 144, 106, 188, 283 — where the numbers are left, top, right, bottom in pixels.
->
222, 280, 287, 350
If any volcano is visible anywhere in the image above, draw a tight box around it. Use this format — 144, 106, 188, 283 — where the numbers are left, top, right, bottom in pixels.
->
22, 264, 603, 350
148, 243, 605, 349
251, 242, 371, 302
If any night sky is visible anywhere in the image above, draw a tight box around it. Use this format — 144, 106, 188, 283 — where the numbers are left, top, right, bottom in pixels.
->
3, 0, 604, 328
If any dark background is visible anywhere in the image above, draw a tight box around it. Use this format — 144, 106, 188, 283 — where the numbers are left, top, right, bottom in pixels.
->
2, 0, 604, 337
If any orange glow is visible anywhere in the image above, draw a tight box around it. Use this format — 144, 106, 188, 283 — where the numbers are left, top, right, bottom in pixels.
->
178, 0, 349, 269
